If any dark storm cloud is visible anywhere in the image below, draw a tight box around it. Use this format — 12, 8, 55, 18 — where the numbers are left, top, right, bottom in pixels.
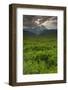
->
23, 15, 35, 27
23, 15, 57, 29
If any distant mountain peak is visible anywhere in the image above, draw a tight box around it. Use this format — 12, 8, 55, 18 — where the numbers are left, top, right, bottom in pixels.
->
23, 25, 57, 36
24, 25, 48, 35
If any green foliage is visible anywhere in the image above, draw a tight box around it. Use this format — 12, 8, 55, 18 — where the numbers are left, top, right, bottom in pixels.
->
23, 36, 57, 74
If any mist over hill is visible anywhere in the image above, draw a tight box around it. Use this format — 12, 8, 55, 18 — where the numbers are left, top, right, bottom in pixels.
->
23, 28, 57, 37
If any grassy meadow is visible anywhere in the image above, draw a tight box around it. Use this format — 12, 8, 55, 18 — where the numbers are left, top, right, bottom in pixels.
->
23, 34, 57, 74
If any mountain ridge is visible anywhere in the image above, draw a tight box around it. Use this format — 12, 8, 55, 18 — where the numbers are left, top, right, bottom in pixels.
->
23, 29, 57, 37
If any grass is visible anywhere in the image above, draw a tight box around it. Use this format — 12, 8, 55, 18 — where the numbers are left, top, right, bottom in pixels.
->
23, 35, 57, 74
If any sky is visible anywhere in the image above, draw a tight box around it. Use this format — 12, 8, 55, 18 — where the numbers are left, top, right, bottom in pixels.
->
23, 15, 57, 30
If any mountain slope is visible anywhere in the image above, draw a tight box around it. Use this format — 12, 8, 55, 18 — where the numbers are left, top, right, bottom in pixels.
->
23, 28, 57, 37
